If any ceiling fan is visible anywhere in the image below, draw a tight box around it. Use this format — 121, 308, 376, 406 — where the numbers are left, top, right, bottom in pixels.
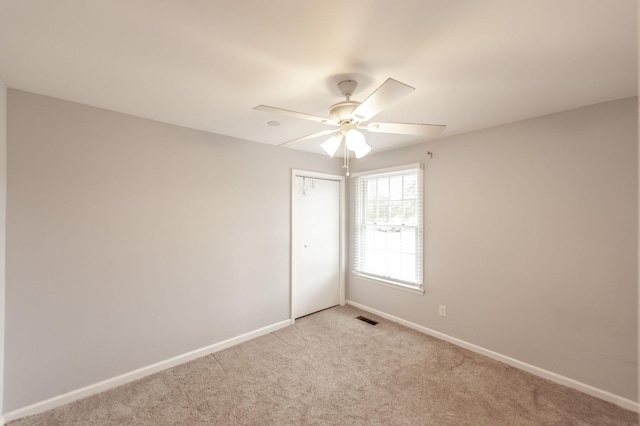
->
254, 78, 446, 174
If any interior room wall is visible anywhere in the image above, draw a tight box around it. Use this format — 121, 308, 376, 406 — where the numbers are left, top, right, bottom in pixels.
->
4, 90, 344, 412
0, 80, 7, 417
348, 97, 639, 403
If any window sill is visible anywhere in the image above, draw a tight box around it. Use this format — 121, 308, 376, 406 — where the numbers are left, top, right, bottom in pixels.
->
352, 272, 425, 295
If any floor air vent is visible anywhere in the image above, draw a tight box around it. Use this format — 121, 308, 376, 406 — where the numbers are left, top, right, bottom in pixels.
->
357, 315, 378, 325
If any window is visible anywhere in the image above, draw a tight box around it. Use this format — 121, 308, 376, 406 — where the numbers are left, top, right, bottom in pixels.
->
353, 164, 423, 291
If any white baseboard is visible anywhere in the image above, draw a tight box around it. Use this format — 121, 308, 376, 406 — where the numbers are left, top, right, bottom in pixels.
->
3, 319, 291, 423
347, 300, 640, 413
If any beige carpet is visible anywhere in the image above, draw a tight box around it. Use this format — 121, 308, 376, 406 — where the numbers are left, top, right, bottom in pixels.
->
9, 305, 638, 425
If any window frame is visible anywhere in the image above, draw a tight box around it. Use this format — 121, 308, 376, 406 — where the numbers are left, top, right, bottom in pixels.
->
351, 163, 424, 294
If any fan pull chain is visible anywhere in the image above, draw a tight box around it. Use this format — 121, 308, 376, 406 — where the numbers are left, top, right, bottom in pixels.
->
342, 143, 350, 176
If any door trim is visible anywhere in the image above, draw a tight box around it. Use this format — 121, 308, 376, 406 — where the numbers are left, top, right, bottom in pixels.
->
290, 169, 346, 324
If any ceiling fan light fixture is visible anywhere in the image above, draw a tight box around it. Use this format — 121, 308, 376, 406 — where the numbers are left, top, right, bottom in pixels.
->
345, 129, 371, 158
320, 134, 342, 157
353, 142, 371, 159
344, 128, 365, 149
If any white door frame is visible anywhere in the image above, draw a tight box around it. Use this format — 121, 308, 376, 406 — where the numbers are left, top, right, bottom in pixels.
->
290, 169, 346, 324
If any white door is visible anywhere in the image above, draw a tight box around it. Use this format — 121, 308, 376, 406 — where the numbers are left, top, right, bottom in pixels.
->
293, 175, 341, 318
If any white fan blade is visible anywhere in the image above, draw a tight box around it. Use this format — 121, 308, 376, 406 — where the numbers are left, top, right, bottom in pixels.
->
254, 105, 337, 126
364, 122, 446, 137
279, 129, 340, 147
351, 78, 414, 121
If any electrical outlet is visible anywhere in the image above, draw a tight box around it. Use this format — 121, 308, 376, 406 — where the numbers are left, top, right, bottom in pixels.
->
439, 305, 447, 317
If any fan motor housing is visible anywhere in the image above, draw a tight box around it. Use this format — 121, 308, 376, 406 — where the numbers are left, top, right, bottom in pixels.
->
328, 100, 360, 123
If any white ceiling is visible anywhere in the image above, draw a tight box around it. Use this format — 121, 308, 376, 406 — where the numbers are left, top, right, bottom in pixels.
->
0, 0, 637, 155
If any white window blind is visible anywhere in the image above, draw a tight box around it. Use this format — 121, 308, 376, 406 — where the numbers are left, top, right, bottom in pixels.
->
353, 164, 423, 288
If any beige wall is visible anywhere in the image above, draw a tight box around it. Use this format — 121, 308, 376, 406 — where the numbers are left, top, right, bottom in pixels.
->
4, 90, 343, 411
0, 80, 7, 415
348, 97, 639, 401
